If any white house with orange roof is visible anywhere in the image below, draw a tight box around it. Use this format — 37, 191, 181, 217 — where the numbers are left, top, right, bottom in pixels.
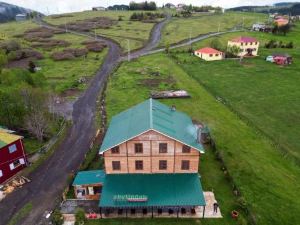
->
194, 47, 224, 61
227, 37, 259, 57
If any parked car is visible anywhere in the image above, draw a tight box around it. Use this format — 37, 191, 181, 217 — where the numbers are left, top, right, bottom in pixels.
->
266, 56, 274, 63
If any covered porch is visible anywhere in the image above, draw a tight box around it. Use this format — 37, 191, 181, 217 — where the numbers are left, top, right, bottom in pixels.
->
99, 173, 207, 218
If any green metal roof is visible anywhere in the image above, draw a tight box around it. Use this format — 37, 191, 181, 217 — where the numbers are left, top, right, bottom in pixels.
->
73, 170, 106, 186
99, 99, 204, 153
99, 173, 206, 207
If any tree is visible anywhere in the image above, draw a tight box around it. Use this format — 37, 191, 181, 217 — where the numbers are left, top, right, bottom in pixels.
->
227, 45, 242, 58
210, 38, 223, 51
22, 88, 49, 141
51, 209, 64, 225
278, 24, 291, 35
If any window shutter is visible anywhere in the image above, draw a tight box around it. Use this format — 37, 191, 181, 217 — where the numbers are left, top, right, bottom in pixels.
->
0, 170, 3, 177
9, 163, 15, 170
20, 158, 25, 165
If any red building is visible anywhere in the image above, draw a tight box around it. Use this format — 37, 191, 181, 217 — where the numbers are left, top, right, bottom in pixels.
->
0, 127, 27, 184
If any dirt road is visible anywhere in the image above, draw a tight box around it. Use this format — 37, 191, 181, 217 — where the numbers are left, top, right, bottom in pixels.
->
0, 15, 170, 225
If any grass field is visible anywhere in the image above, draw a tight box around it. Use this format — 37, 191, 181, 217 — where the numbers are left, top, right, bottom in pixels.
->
0, 21, 108, 94
160, 12, 268, 46
45, 10, 164, 51
92, 52, 300, 225
171, 25, 300, 163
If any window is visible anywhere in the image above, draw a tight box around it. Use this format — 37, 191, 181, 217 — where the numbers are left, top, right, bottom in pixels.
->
111, 146, 120, 154
93, 186, 102, 194
250, 42, 253, 45
182, 145, 191, 153
0, 170, 3, 177
159, 143, 168, 153
181, 160, 190, 170
135, 143, 143, 154
209, 54, 213, 57
112, 161, 121, 170
8, 144, 17, 154
215, 54, 219, 57
241, 43, 243, 46
9, 159, 21, 170
135, 160, 143, 170
159, 160, 167, 170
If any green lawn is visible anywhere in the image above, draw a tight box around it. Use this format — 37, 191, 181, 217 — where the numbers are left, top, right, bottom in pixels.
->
96, 53, 300, 225
171, 27, 300, 163
45, 10, 164, 51
160, 12, 268, 46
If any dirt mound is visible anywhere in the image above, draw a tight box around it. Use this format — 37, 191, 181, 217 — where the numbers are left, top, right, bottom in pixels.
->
51, 48, 88, 61
51, 14, 74, 19
13, 49, 44, 60
23, 27, 65, 41
58, 17, 117, 32
31, 39, 71, 50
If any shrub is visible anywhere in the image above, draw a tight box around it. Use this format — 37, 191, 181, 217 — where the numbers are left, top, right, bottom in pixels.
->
0, 40, 21, 53
75, 208, 86, 225
51, 209, 64, 225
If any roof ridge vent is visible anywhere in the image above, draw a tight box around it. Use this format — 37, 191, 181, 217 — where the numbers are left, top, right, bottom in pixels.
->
150, 98, 153, 129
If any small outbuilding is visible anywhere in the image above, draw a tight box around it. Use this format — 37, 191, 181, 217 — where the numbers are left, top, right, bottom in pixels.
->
15, 14, 27, 22
194, 47, 224, 61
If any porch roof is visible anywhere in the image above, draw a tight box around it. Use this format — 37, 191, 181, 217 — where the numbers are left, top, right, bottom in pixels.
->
99, 173, 206, 208
73, 170, 106, 186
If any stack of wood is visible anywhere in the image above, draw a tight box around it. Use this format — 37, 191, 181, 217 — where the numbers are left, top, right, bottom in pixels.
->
3, 176, 31, 195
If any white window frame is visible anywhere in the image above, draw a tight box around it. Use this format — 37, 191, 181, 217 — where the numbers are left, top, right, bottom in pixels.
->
8, 144, 17, 154
0, 170, 3, 177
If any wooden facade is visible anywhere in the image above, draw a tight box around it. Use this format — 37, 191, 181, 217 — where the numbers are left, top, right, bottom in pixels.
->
103, 130, 200, 174
74, 184, 103, 200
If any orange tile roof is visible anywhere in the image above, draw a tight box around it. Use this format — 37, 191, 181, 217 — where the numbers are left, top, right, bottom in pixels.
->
195, 47, 223, 54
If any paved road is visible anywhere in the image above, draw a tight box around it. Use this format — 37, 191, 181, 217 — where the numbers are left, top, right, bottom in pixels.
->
0, 14, 239, 225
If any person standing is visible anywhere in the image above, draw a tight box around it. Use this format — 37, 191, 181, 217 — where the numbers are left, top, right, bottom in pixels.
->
213, 201, 219, 214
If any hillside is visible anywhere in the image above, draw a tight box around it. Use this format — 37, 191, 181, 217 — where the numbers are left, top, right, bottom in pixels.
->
229, 2, 300, 14
0, 1, 33, 22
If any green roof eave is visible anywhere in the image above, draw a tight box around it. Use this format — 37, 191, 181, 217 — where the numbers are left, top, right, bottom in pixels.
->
73, 170, 106, 186
99, 173, 206, 207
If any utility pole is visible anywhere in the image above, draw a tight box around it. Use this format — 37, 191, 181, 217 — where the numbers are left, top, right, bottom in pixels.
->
218, 22, 220, 33
64, 18, 68, 33
127, 39, 130, 62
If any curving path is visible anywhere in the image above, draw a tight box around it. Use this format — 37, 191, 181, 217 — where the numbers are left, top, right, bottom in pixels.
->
0, 14, 239, 225
0, 15, 170, 225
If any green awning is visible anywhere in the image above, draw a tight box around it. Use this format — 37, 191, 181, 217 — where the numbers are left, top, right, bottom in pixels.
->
99, 173, 206, 207
73, 170, 106, 186
99, 99, 204, 154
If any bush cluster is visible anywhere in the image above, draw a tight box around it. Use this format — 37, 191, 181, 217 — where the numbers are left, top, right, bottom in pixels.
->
130, 12, 164, 21
265, 40, 294, 48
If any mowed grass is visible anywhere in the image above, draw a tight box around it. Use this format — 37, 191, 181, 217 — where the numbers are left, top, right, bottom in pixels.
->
45, 10, 164, 51
101, 54, 300, 225
160, 12, 268, 46
172, 27, 300, 162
